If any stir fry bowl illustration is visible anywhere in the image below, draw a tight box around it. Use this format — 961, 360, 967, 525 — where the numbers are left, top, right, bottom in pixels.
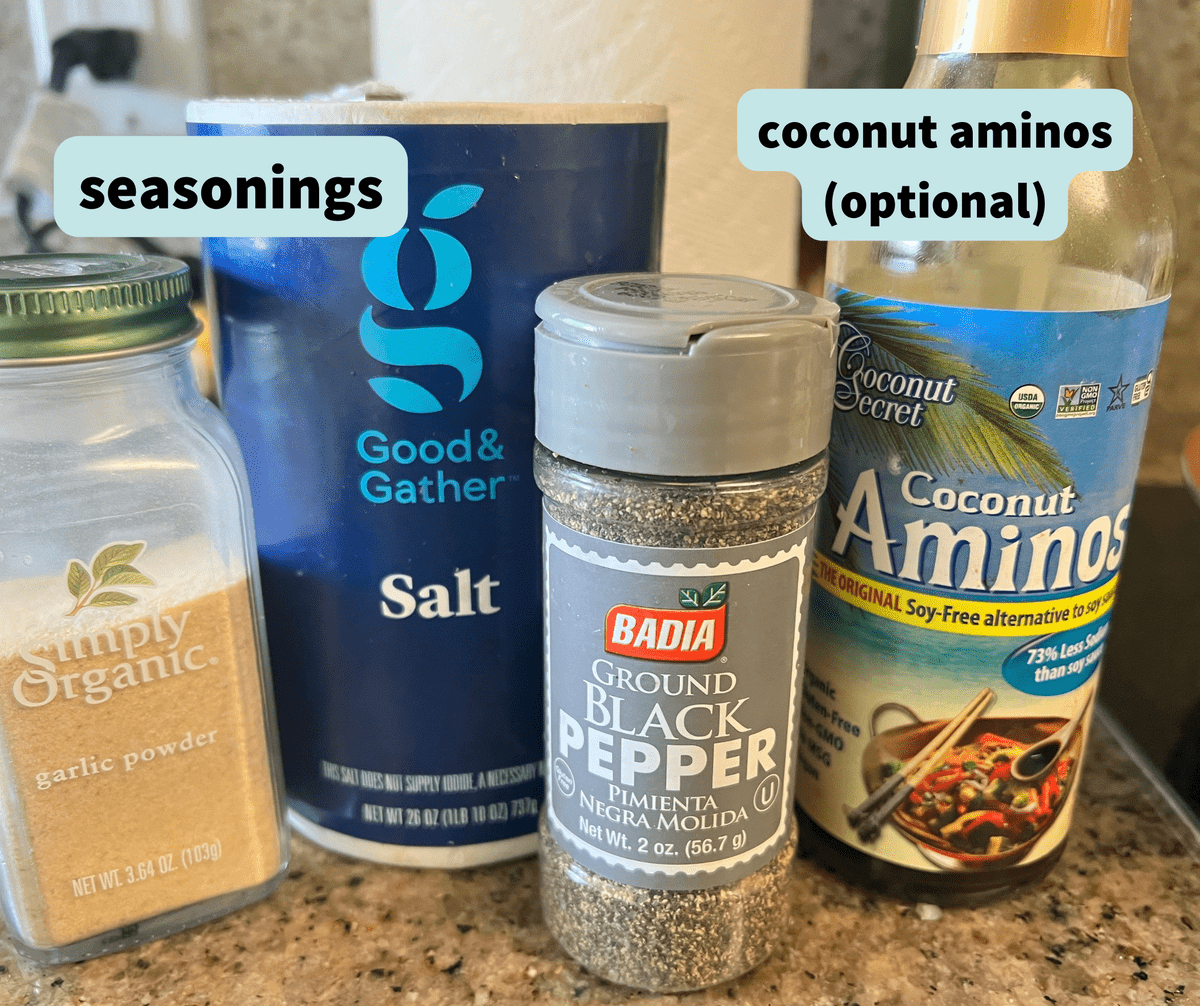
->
861, 702, 1084, 870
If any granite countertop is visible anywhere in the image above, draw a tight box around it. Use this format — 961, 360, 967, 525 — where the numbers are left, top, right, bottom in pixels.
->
0, 226, 1197, 1005
2, 712, 1197, 1006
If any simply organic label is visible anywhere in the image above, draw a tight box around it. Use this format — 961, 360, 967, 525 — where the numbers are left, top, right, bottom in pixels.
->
544, 515, 810, 891
797, 291, 1170, 873
0, 531, 280, 946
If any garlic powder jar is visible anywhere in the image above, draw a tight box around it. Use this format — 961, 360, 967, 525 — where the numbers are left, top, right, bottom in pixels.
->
0, 254, 287, 962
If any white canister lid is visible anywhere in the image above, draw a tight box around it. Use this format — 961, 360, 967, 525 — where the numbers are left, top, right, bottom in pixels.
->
534, 274, 839, 477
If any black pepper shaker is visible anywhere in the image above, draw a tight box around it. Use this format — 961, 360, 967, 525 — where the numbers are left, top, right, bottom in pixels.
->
532, 274, 838, 991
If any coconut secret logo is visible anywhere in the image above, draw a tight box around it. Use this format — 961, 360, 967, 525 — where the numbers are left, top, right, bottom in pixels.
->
359, 185, 484, 413
834, 322, 960, 428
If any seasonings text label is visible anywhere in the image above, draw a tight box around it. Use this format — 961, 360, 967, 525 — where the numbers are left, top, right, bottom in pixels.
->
53, 136, 408, 237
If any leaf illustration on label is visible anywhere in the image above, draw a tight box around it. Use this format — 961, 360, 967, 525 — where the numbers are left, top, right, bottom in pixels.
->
833, 290, 1071, 496
87, 591, 139, 607
67, 561, 91, 599
99, 564, 155, 587
66, 540, 152, 616
420, 228, 472, 311
366, 376, 443, 414
422, 184, 484, 220
701, 582, 728, 608
361, 230, 415, 311
90, 541, 144, 580
679, 587, 701, 609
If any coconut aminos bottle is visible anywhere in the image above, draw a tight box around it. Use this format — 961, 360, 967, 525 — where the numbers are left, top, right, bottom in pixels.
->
796, 0, 1174, 904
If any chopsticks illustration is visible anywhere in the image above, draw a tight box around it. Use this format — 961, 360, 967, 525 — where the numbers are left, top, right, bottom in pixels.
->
846, 687, 996, 844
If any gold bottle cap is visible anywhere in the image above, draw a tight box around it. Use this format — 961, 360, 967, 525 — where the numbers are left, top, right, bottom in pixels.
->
0, 254, 198, 365
917, 0, 1130, 57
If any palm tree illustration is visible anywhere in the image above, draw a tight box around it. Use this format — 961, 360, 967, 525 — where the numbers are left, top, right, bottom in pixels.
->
829, 291, 1072, 522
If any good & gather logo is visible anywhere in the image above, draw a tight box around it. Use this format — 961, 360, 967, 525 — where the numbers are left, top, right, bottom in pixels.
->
359, 184, 484, 414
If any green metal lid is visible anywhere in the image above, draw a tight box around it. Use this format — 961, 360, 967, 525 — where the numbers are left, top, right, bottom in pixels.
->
0, 253, 198, 365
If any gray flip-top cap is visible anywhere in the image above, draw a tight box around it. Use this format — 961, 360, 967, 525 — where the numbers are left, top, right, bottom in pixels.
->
535, 274, 839, 477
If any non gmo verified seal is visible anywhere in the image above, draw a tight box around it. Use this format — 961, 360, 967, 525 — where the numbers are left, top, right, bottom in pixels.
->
1055, 380, 1101, 420
1008, 384, 1045, 419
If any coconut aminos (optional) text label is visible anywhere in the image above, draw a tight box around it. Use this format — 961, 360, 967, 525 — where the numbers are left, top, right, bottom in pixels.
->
737, 89, 1132, 240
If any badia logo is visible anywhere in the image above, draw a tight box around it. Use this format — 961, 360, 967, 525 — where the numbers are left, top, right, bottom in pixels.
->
359, 184, 484, 414
605, 582, 728, 663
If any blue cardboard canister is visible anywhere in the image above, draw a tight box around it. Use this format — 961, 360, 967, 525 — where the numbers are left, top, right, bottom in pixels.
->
188, 100, 666, 866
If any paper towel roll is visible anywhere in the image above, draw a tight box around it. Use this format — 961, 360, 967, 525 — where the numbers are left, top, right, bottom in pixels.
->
370, 0, 810, 287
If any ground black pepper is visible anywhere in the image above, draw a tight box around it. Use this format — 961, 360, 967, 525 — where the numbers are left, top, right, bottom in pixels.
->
535, 444, 825, 991
532, 273, 837, 992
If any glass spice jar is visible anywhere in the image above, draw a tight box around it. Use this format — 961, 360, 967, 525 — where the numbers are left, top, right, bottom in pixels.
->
0, 254, 288, 963
533, 274, 838, 991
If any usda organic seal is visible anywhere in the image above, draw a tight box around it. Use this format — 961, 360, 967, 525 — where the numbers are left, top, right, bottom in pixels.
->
1009, 383, 1046, 418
